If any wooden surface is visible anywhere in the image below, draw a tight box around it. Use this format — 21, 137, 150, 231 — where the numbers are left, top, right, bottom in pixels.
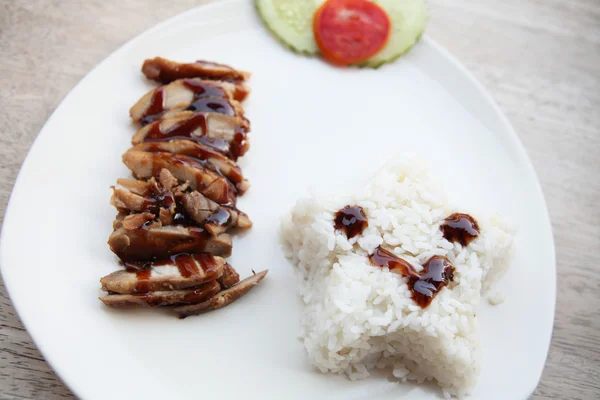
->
0, 0, 598, 398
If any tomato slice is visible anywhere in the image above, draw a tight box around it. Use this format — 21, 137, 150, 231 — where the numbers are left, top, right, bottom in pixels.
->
313, 0, 391, 66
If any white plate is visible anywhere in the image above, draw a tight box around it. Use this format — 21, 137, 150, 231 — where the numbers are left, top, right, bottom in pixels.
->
0, 1, 555, 399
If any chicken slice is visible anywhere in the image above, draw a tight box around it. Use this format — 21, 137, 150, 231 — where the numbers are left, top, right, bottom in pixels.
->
122, 150, 237, 205
156, 109, 249, 132
121, 212, 156, 230
111, 184, 250, 235
115, 177, 155, 196
131, 140, 250, 193
158, 168, 179, 191
142, 57, 250, 85
159, 208, 174, 226
108, 224, 232, 262
180, 190, 252, 236
175, 270, 268, 318
130, 78, 246, 124
218, 263, 240, 289
101, 253, 225, 294
100, 280, 221, 308
111, 186, 175, 213
131, 112, 249, 160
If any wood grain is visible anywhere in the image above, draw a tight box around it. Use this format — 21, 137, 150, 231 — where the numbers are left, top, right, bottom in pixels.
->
0, 0, 598, 399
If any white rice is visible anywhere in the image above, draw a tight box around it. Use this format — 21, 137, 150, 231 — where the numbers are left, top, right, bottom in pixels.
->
281, 156, 514, 398
487, 291, 505, 306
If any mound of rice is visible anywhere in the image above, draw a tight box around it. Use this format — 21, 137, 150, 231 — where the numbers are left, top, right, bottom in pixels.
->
281, 157, 514, 398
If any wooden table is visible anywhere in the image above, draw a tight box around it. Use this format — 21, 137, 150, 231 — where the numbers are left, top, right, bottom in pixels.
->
0, 0, 598, 398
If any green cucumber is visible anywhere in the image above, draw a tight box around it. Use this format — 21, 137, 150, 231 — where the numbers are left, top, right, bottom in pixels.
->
358, 0, 428, 68
255, 0, 321, 55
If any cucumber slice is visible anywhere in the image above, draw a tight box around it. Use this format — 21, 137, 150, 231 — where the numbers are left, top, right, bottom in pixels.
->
255, 0, 321, 55
359, 0, 428, 68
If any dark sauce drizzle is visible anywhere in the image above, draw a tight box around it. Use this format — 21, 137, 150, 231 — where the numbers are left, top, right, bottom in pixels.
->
143, 113, 247, 161
144, 87, 165, 121
440, 213, 480, 246
140, 79, 236, 125
134, 268, 152, 293
187, 97, 234, 116
369, 246, 455, 308
334, 206, 368, 239
181, 80, 235, 117
131, 253, 217, 293
181, 79, 227, 97
145, 113, 208, 142
140, 189, 175, 215
172, 202, 197, 226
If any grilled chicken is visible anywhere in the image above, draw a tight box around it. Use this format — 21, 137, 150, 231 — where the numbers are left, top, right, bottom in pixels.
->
108, 225, 232, 261
131, 112, 249, 160
217, 263, 240, 289
130, 79, 246, 124
101, 58, 264, 317
115, 177, 155, 195
101, 254, 225, 294
158, 167, 179, 190
180, 191, 252, 236
112, 172, 181, 213
100, 280, 221, 308
156, 109, 250, 132
175, 270, 268, 318
111, 183, 251, 235
120, 212, 156, 230
131, 141, 250, 193
111, 187, 174, 213
142, 57, 250, 86
122, 150, 237, 205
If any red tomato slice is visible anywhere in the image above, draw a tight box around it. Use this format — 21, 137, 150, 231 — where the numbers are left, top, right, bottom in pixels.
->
313, 0, 391, 66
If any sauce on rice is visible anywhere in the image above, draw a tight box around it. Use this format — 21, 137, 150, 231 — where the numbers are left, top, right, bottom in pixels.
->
369, 246, 455, 308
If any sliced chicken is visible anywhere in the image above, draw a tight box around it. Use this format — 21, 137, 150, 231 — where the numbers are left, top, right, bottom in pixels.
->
111, 184, 251, 235
112, 172, 178, 214
180, 191, 252, 236
158, 168, 178, 191
132, 140, 250, 193
159, 98, 247, 122
175, 270, 268, 318
100, 280, 221, 308
108, 224, 232, 261
158, 208, 174, 226
142, 57, 250, 85
157, 109, 250, 131
131, 112, 249, 160
111, 186, 175, 214
121, 212, 156, 230
130, 79, 246, 124
116, 177, 154, 196
122, 150, 237, 205
116, 176, 179, 196
102, 57, 258, 316
101, 254, 225, 294
218, 263, 240, 289
113, 211, 127, 230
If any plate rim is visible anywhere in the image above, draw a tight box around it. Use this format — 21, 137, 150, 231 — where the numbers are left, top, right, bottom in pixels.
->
0, 0, 556, 398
